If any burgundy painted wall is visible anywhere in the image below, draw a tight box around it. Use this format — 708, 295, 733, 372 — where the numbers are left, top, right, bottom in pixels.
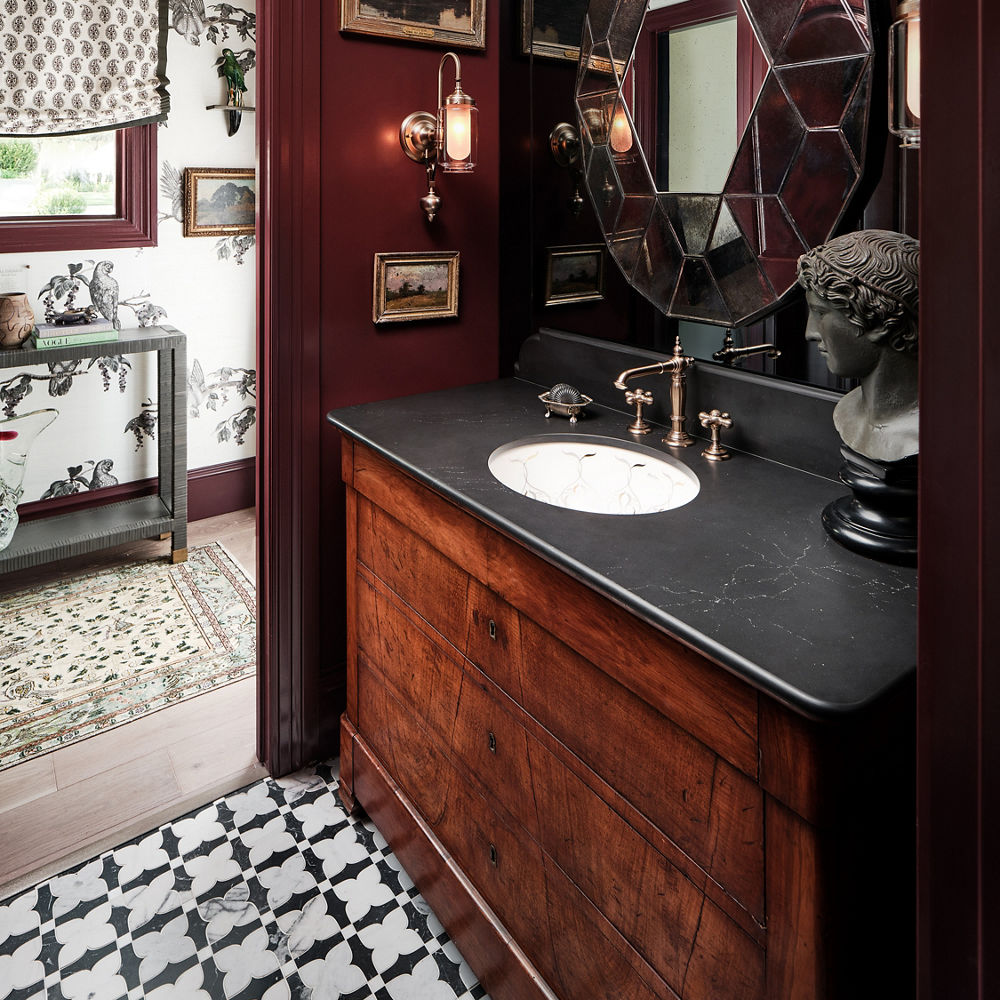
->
259, 0, 500, 772
918, 1, 1000, 995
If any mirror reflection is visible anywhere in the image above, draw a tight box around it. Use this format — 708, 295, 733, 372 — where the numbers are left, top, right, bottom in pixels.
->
630, 0, 767, 195
574, 0, 874, 329
524, 0, 900, 392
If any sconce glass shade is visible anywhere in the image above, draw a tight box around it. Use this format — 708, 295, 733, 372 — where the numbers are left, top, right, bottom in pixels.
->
609, 104, 634, 155
889, 1, 920, 148
439, 95, 478, 171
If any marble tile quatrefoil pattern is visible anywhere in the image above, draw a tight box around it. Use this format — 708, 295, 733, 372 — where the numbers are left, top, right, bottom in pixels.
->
0, 762, 490, 1000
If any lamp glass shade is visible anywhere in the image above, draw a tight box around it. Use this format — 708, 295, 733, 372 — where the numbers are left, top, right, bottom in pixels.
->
609, 104, 634, 155
439, 102, 477, 171
889, 11, 920, 147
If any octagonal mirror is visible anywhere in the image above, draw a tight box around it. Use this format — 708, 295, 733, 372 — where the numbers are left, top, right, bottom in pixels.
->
575, 0, 874, 328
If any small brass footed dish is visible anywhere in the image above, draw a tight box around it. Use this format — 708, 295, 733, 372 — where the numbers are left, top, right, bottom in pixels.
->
538, 389, 593, 424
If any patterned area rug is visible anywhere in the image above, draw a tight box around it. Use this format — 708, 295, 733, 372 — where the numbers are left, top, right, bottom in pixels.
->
0, 761, 490, 1000
0, 543, 255, 772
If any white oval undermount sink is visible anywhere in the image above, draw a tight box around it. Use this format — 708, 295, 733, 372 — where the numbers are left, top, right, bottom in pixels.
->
487, 435, 700, 515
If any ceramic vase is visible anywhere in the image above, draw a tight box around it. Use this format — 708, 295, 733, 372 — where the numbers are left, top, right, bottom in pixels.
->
0, 409, 58, 551
0, 293, 35, 350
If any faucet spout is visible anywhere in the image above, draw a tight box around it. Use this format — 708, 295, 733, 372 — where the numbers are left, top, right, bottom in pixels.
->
712, 331, 781, 365
612, 337, 696, 446
614, 360, 674, 390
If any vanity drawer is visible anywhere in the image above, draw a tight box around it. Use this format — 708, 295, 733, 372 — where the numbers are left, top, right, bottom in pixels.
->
356, 559, 764, 922
351, 448, 759, 778
513, 609, 765, 920
354, 571, 539, 834
356, 580, 765, 999
357, 665, 682, 1000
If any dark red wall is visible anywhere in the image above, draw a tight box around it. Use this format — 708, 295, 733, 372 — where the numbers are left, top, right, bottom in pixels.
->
259, 0, 501, 771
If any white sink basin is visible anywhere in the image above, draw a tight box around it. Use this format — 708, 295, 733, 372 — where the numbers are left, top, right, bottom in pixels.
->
487, 435, 699, 515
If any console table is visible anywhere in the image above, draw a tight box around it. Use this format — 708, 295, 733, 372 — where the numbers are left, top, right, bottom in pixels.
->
0, 326, 187, 572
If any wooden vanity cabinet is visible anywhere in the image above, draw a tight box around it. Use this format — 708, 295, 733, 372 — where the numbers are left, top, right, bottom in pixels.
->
338, 438, 915, 1000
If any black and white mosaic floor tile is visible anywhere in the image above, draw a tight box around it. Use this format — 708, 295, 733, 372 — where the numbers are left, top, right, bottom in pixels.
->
0, 762, 491, 1000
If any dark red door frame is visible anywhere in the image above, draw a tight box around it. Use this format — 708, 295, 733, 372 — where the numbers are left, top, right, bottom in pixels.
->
256, 0, 325, 776
919, 1, 999, 996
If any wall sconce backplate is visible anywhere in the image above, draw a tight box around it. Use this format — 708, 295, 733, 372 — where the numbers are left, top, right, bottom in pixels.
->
400, 112, 437, 162
549, 122, 581, 169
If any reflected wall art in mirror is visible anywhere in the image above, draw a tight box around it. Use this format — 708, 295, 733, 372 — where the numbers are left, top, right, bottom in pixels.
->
575, 0, 874, 328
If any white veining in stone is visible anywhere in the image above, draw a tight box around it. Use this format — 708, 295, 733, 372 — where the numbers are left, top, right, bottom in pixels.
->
488, 437, 699, 515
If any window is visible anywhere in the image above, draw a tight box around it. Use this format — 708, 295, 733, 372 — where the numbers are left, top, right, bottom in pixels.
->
0, 126, 157, 252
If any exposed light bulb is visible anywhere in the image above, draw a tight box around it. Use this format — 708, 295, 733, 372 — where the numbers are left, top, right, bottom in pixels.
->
610, 106, 633, 154
906, 17, 920, 120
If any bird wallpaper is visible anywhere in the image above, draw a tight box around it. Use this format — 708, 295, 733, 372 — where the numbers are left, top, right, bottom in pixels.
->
0, 3, 257, 506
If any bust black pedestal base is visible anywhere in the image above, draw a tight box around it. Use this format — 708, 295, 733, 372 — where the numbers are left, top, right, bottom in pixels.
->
822, 446, 917, 566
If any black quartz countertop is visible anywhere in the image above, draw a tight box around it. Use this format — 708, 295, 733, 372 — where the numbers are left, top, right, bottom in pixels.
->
327, 378, 917, 720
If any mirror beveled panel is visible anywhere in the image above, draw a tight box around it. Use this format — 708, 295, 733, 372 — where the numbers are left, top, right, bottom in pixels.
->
575, 0, 874, 327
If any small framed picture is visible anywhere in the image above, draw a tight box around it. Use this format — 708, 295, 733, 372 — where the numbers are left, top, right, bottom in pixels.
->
183, 168, 256, 237
373, 251, 460, 324
544, 244, 606, 306
522, 0, 589, 61
341, 0, 486, 50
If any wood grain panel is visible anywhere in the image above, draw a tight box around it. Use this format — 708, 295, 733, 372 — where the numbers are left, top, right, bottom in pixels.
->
357, 568, 764, 923
517, 611, 764, 920
356, 674, 683, 1000
348, 447, 757, 776
764, 797, 827, 1000
357, 613, 764, 999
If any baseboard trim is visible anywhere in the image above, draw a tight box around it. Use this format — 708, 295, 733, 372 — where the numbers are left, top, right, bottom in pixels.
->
19, 458, 256, 524
187, 459, 256, 521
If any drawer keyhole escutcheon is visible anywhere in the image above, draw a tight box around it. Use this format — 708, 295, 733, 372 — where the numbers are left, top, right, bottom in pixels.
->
489, 843, 498, 867
488, 731, 497, 754
489, 619, 497, 641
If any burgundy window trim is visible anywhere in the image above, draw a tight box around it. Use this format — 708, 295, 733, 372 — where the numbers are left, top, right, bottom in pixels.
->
0, 124, 158, 253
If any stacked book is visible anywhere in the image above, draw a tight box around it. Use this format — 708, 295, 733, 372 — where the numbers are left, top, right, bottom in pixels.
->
32, 319, 119, 350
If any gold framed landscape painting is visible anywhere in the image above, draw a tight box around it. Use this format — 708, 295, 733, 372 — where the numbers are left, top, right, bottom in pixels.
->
341, 0, 486, 50
373, 251, 460, 324
183, 168, 256, 237
544, 244, 606, 306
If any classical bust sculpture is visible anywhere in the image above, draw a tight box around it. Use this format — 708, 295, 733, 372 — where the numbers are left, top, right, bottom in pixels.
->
797, 230, 919, 463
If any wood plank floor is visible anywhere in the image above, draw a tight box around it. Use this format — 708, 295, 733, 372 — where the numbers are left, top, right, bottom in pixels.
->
0, 508, 266, 899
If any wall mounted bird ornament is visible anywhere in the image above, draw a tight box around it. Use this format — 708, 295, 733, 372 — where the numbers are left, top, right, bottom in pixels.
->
216, 48, 247, 137
89, 261, 120, 331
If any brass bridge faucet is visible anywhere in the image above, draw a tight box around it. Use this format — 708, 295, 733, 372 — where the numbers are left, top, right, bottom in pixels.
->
712, 331, 781, 365
613, 337, 695, 446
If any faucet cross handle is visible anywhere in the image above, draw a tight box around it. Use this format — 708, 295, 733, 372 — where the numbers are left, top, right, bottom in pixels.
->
698, 408, 734, 462
625, 388, 654, 435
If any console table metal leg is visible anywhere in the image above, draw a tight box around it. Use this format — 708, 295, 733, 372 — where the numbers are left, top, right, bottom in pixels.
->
158, 340, 188, 562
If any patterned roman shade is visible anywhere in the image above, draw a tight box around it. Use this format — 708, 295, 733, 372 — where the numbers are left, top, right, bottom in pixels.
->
0, 0, 169, 136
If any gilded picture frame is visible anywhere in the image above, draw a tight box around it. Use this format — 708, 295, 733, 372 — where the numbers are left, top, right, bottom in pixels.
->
183, 168, 256, 238
373, 251, 460, 324
341, 0, 486, 51
544, 244, 606, 306
521, 0, 589, 62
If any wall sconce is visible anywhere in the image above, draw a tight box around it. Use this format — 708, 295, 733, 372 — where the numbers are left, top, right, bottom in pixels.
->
889, 0, 920, 148
549, 122, 585, 216
400, 52, 478, 222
